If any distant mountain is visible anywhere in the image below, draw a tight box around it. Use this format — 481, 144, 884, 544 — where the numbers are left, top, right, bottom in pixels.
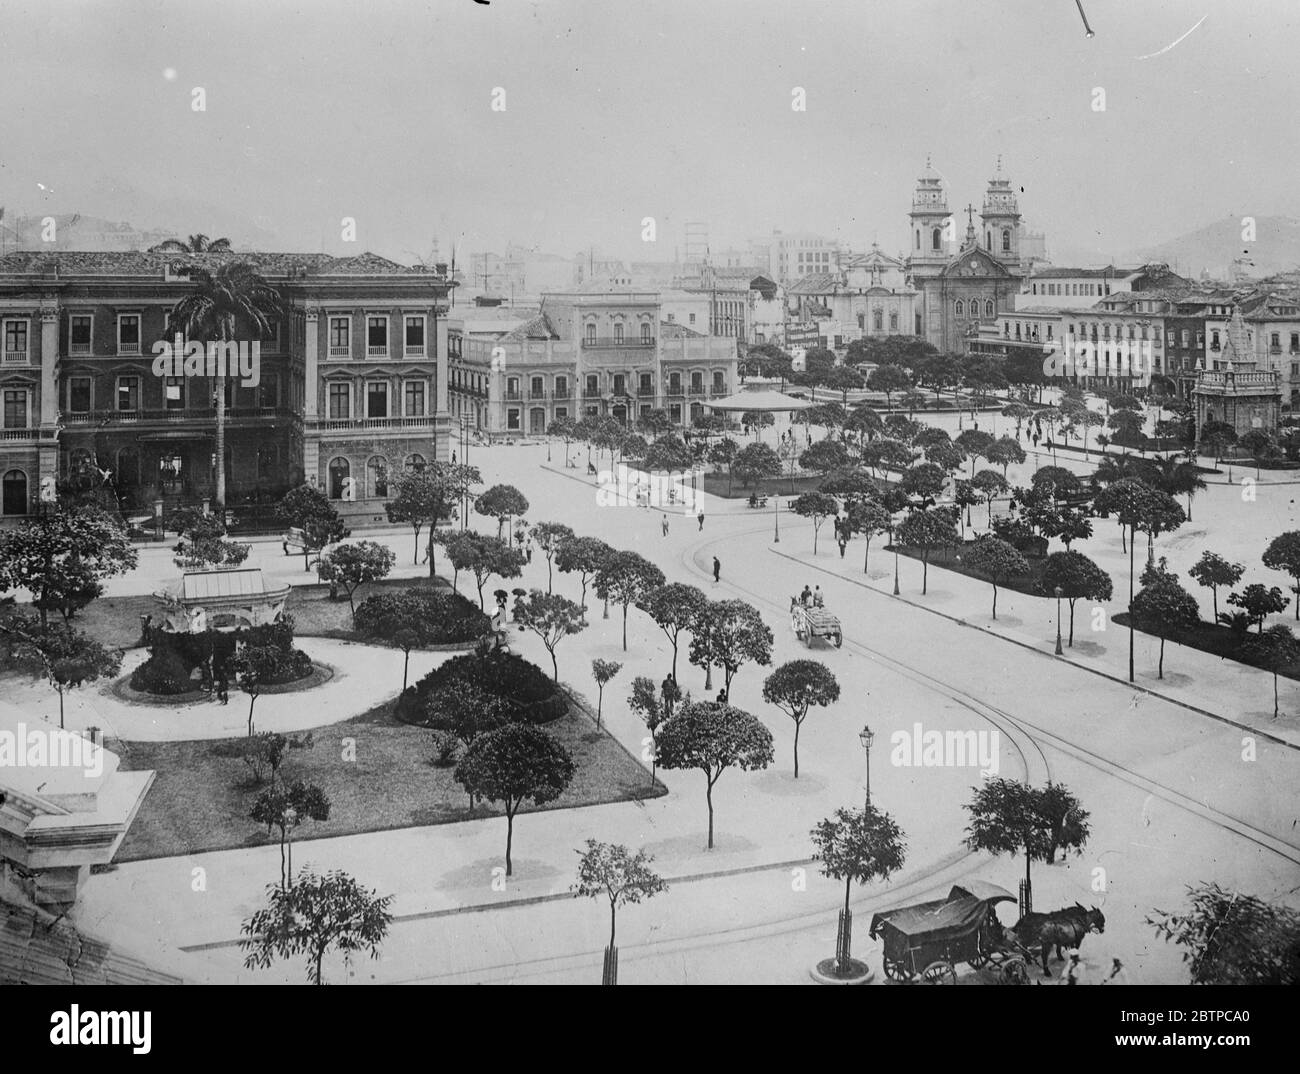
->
1125, 215, 1300, 280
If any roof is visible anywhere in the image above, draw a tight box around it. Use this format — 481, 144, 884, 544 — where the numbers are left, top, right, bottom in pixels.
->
786, 272, 842, 295
1030, 265, 1139, 279
659, 321, 704, 339
0, 897, 185, 985
180, 568, 271, 600
869, 883, 1015, 943
0, 249, 444, 278
501, 312, 560, 341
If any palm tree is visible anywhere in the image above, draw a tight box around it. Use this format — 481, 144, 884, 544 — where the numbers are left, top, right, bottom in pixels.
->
1151, 455, 1206, 521
167, 262, 283, 509
149, 233, 233, 254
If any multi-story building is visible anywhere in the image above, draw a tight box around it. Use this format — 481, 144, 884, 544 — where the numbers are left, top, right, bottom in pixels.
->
0, 250, 454, 524
456, 290, 737, 435
1016, 264, 1188, 310
752, 230, 842, 284
784, 244, 918, 349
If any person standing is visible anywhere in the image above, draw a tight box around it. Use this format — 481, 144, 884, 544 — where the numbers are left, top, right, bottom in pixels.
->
697, 509, 705, 531
837, 533, 848, 558
712, 556, 721, 584
662, 517, 670, 537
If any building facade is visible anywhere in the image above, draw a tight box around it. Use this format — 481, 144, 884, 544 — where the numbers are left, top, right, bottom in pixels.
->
0, 250, 454, 524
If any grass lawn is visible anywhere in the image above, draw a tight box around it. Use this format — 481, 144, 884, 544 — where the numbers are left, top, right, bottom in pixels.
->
63, 576, 455, 649
1113, 612, 1300, 682
703, 472, 829, 500
893, 538, 1049, 598
110, 692, 665, 862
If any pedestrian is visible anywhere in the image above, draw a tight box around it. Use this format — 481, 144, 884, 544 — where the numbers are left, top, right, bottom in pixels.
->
716, 687, 728, 705
697, 509, 705, 531
800, 584, 812, 606
215, 666, 229, 706
712, 556, 720, 584
1101, 957, 1131, 985
662, 517, 669, 537
451, 450, 457, 464
526, 543, 533, 564
837, 535, 847, 558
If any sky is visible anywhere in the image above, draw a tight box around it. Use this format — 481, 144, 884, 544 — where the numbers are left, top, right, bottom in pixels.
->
1, 0, 1298, 267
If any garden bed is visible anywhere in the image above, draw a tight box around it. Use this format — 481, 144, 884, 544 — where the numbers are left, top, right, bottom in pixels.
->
891, 538, 1049, 598
109, 689, 664, 862
1112, 612, 1300, 681
110, 661, 335, 706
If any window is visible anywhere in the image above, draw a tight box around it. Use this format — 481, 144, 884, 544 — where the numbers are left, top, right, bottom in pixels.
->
1211, 330, 1221, 350
555, 376, 568, 397
915, 230, 920, 250
69, 315, 92, 353
1272, 332, 1282, 348
612, 374, 625, 395
257, 444, 278, 481
585, 374, 598, 395
1001, 230, 1011, 253
3, 389, 27, 428
985, 300, 994, 317
585, 323, 596, 344
1181, 330, 1190, 347
2, 319, 29, 364
398, 316, 424, 357
367, 456, 389, 498
258, 374, 279, 409
688, 313, 696, 324
404, 380, 425, 416
1292, 333, 1299, 351
955, 301, 964, 316
328, 457, 351, 500
691, 372, 703, 393
889, 311, 899, 331
530, 376, 544, 398
367, 316, 388, 355
712, 371, 724, 392
165, 376, 185, 410
614, 323, 624, 344
329, 316, 350, 357
874, 310, 883, 330
932, 228, 942, 251
116, 376, 139, 412
366, 382, 389, 418
641, 323, 651, 343
507, 409, 521, 430
404, 453, 426, 472
117, 314, 140, 354
69, 377, 91, 413
328, 382, 350, 419
669, 372, 682, 393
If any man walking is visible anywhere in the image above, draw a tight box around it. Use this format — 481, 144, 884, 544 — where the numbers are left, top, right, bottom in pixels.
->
697, 509, 705, 531
712, 556, 721, 584
662, 517, 670, 537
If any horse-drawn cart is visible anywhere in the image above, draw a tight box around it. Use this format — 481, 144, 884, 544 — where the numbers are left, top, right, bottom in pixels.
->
869, 881, 1029, 985
790, 604, 842, 648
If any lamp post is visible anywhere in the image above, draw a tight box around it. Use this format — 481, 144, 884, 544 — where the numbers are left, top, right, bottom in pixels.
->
891, 522, 900, 596
773, 491, 780, 543
283, 805, 298, 890
859, 724, 875, 810
1054, 585, 1064, 655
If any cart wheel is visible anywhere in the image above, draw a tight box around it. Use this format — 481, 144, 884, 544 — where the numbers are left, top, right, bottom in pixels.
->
882, 957, 912, 982
921, 960, 956, 985
999, 957, 1030, 986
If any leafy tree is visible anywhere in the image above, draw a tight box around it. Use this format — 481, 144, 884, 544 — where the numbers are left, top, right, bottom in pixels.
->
687, 599, 774, 693
895, 506, 960, 595
762, 659, 840, 778
168, 260, 283, 507
627, 675, 676, 782
1131, 559, 1202, 678
512, 589, 586, 681
594, 550, 666, 651
1030, 466, 1081, 498
1001, 402, 1033, 438
249, 780, 331, 890
446, 533, 526, 610
964, 777, 1090, 892
1226, 583, 1290, 634
277, 484, 349, 571
654, 701, 774, 849
1199, 419, 1237, 462
707, 438, 740, 494
1242, 624, 1300, 718
1148, 455, 1206, 520
810, 805, 907, 970
572, 840, 668, 955
314, 541, 395, 622
884, 414, 922, 444
1148, 883, 1300, 985
1240, 428, 1277, 476
385, 463, 481, 573
636, 583, 708, 682
475, 484, 530, 542
1039, 551, 1113, 645
924, 441, 966, 476
732, 441, 781, 489
1094, 478, 1186, 682
0, 614, 122, 728
1188, 551, 1244, 621
1108, 408, 1144, 452
866, 364, 911, 408
843, 496, 892, 573
971, 469, 1009, 526
798, 440, 850, 478
635, 408, 674, 438
790, 491, 840, 554
0, 506, 138, 626
173, 511, 250, 570
820, 469, 876, 499
955, 429, 995, 476
555, 535, 613, 621
230, 643, 297, 736
455, 723, 575, 876
239, 868, 393, 985
547, 416, 579, 465
899, 462, 947, 502
643, 434, 694, 472
590, 659, 623, 728
530, 522, 575, 594
985, 435, 1026, 477
963, 536, 1030, 620
1262, 531, 1300, 621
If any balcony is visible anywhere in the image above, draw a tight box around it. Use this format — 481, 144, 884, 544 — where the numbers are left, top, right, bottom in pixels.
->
404, 345, 426, 357
0, 427, 39, 441
1271, 345, 1283, 355
504, 390, 523, 401
306, 415, 434, 432
636, 386, 655, 397
688, 385, 706, 396
666, 384, 685, 396
367, 346, 389, 358
328, 346, 351, 358
552, 388, 574, 399
61, 406, 290, 426
581, 336, 655, 348
528, 390, 547, 400
582, 388, 602, 399
2, 349, 29, 366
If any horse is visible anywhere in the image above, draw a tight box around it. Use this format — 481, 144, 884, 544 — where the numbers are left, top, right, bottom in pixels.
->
1011, 903, 1105, 975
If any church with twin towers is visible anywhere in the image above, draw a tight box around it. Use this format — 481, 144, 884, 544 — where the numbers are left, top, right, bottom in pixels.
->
904, 157, 1033, 355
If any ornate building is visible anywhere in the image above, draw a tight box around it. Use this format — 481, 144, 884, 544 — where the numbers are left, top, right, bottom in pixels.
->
1193, 305, 1282, 440
905, 158, 1025, 355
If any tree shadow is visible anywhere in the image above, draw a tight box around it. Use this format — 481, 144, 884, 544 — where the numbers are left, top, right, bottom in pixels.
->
752, 770, 830, 797
640, 831, 758, 859
434, 856, 562, 893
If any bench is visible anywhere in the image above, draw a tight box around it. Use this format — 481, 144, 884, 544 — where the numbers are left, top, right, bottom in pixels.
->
747, 496, 769, 509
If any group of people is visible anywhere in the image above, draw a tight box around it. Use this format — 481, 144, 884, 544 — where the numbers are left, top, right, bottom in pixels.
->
793, 584, 824, 609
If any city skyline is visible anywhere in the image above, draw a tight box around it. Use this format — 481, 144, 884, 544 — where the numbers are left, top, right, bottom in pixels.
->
2, 0, 1298, 266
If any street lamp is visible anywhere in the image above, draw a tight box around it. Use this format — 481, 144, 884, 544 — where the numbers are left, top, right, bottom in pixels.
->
1054, 585, 1064, 655
892, 525, 900, 596
859, 724, 875, 810
283, 805, 299, 889
773, 492, 780, 543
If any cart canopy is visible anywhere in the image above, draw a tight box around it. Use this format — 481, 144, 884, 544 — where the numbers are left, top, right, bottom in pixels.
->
868, 882, 1015, 943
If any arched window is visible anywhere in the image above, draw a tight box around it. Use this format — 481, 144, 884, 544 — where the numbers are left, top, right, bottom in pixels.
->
641, 323, 651, 343
985, 300, 994, 317
328, 456, 351, 500
955, 301, 964, 316
2, 469, 28, 516
931, 228, 942, 252
404, 453, 426, 473
914, 230, 920, 250
873, 309, 883, 330
889, 311, 899, 331
1001, 229, 1011, 253
116, 448, 139, 489
367, 455, 389, 498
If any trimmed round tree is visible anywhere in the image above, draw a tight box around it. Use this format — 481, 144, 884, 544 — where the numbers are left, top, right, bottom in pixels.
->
962, 535, 1030, 620
474, 484, 530, 542
455, 723, 575, 876
1263, 532, 1300, 621
635, 582, 709, 682
654, 701, 774, 849
1130, 559, 1202, 679
594, 550, 666, 651
790, 491, 840, 554
687, 598, 774, 694
762, 659, 840, 778
1188, 551, 1244, 621
1038, 551, 1113, 646
895, 506, 960, 595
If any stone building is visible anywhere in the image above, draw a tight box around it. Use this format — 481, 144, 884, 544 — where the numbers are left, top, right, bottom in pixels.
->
1193, 306, 1282, 440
